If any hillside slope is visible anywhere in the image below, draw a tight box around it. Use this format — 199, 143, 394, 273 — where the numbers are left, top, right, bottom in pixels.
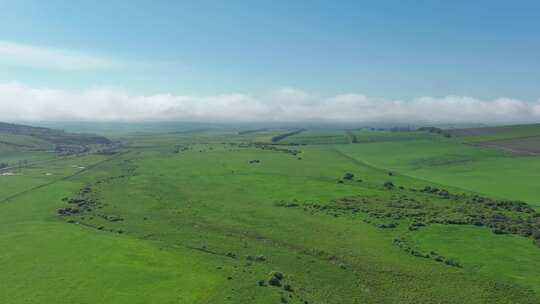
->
0, 122, 111, 165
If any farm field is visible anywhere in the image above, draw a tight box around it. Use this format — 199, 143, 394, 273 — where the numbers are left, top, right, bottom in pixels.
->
448, 123, 540, 142
1, 125, 540, 303
446, 124, 540, 154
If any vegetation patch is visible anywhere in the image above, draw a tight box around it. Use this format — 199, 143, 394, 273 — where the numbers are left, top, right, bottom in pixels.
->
271, 129, 306, 143
275, 187, 540, 254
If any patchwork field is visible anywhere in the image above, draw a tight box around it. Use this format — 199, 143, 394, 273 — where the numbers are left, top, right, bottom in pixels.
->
448, 124, 540, 154
1, 124, 540, 303
448, 124, 540, 141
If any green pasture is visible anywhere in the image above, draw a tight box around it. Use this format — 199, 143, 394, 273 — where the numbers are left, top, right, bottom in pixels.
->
413, 224, 540, 294
337, 140, 540, 207
281, 129, 349, 144
1, 127, 540, 303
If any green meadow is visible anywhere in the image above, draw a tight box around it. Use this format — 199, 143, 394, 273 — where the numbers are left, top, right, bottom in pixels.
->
336, 139, 540, 207
1, 125, 540, 303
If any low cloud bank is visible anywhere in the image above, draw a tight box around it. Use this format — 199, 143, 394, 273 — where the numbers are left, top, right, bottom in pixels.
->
1, 83, 539, 124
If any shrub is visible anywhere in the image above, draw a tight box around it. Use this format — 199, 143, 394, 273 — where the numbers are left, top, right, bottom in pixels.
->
343, 173, 355, 180
492, 228, 506, 234
271, 271, 284, 280
445, 259, 461, 267
268, 277, 281, 287
384, 181, 395, 189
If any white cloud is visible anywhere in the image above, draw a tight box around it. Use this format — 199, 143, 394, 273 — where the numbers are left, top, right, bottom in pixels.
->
0, 82, 539, 124
0, 41, 118, 71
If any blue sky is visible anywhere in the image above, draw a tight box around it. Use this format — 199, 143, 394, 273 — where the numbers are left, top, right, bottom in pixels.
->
1, 0, 540, 123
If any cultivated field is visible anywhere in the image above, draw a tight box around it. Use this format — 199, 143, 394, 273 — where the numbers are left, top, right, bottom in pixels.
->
449, 124, 540, 154
1, 124, 540, 303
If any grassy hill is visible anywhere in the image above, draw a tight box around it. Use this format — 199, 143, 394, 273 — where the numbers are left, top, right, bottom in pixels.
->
0, 122, 110, 145
0, 122, 111, 167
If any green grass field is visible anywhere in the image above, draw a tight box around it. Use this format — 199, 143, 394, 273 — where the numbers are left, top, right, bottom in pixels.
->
336, 139, 540, 207
1, 125, 540, 303
281, 129, 349, 144
413, 224, 540, 294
